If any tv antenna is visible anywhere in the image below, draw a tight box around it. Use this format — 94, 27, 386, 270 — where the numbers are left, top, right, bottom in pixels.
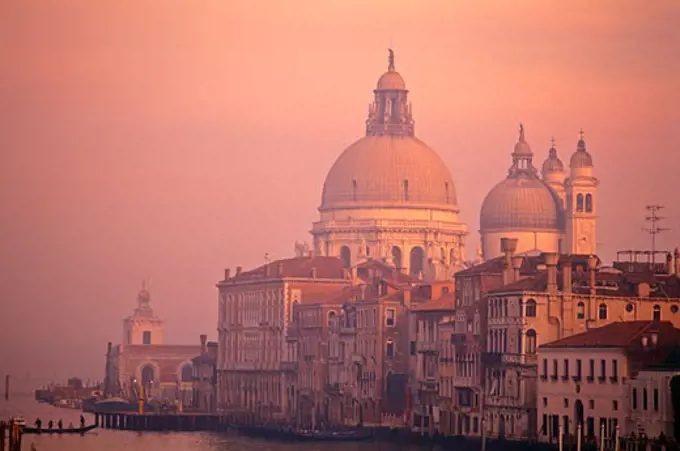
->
642, 205, 670, 265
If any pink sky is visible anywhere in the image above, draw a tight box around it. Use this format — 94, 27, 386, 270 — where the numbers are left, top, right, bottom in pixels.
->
1, 0, 679, 380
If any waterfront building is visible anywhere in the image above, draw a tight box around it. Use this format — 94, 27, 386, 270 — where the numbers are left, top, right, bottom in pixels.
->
480, 127, 598, 260
408, 287, 455, 433
216, 255, 350, 421
311, 50, 467, 279
537, 321, 680, 441
108, 285, 202, 404
191, 334, 218, 412
483, 248, 680, 440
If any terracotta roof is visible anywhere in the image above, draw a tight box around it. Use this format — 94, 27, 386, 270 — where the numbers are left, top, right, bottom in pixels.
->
227, 256, 347, 282
540, 321, 680, 349
411, 292, 455, 312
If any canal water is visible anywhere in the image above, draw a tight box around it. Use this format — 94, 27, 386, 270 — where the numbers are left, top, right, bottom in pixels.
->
1, 392, 431, 451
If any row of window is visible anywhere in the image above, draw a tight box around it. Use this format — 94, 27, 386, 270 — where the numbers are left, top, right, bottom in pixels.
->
541, 358, 619, 382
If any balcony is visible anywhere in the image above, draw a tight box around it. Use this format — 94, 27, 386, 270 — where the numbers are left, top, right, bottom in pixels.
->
572, 375, 582, 382
610, 376, 618, 384
482, 352, 537, 367
280, 361, 298, 372
352, 354, 366, 366
418, 379, 440, 393
339, 326, 356, 335
417, 341, 439, 354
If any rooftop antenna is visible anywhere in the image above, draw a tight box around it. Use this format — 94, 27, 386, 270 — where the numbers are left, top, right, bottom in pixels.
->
642, 205, 670, 266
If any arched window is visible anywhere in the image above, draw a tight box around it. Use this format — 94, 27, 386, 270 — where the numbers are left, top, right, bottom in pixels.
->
409, 247, 425, 277
328, 311, 336, 328
577, 302, 585, 319
525, 329, 537, 355
518, 299, 524, 317
340, 246, 351, 268
525, 299, 537, 317
653, 305, 661, 321
391, 246, 402, 269
576, 194, 584, 212
449, 248, 457, 266
181, 364, 193, 382
386, 339, 394, 358
585, 194, 593, 213
598, 303, 608, 320
141, 365, 155, 387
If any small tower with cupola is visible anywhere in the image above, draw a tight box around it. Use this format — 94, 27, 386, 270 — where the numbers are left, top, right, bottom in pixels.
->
122, 281, 164, 345
565, 130, 599, 255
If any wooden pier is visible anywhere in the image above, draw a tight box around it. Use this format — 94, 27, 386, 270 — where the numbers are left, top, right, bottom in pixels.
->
95, 412, 223, 432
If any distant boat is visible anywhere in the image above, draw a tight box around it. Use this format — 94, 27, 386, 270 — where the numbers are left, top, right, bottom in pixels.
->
89, 397, 148, 413
290, 429, 373, 442
23, 424, 97, 435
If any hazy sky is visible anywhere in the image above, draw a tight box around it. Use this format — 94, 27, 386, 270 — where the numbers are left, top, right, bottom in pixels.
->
1, 0, 679, 381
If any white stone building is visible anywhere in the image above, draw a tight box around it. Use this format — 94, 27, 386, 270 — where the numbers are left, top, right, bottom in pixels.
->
537, 321, 680, 442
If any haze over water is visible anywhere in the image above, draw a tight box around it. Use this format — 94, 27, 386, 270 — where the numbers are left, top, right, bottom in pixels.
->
1, 0, 679, 380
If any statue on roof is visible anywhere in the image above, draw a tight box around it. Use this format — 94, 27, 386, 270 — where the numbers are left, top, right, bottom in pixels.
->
388, 48, 395, 71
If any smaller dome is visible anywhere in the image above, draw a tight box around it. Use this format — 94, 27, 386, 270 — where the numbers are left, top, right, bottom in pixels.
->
480, 178, 563, 230
542, 147, 565, 175
570, 136, 593, 168
376, 71, 406, 91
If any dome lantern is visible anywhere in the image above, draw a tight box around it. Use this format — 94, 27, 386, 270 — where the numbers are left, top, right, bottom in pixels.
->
508, 123, 538, 178
366, 49, 414, 137
541, 138, 565, 178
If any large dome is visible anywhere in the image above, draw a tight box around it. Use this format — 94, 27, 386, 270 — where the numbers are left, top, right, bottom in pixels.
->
320, 135, 458, 211
480, 177, 563, 230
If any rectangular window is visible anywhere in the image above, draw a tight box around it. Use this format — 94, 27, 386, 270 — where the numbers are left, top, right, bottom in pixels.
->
587, 417, 595, 438
473, 417, 479, 433
599, 359, 606, 381
552, 359, 558, 380
385, 308, 396, 327
542, 358, 548, 379
143, 331, 152, 345
410, 341, 416, 355
643, 389, 648, 410
563, 359, 570, 380
654, 389, 659, 411
612, 359, 618, 381
612, 400, 618, 411
632, 388, 638, 410
541, 414, 547, 436
588, 359, 595, 381
576, 359, 582, 380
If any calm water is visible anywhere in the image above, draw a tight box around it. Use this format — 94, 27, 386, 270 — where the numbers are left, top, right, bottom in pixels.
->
1, 392, 430, 451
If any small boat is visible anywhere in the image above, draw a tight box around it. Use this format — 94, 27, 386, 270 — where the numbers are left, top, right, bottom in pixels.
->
22, 424, 97, 435
290, 429, 373, 442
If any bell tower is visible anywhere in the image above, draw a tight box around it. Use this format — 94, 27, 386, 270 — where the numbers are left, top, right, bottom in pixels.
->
565, 130, 598, 255
122, 281, 164, 346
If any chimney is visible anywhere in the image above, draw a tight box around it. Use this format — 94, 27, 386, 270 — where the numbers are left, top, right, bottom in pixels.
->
543, 253, 559, 294
675, 248, 680, 275
562, 256, 573, 294
236, 266, 243, 276
200, 334, 207, 355
264, 264, 270, 278
277, 263, 284, 277
224, 268, 231, 280
667, 253, 674, 275
512, 256, 523, 281
587, 256, 597, 296
637, 282, 650, 298
311, 267, 317, 279
500, 238, 518, 285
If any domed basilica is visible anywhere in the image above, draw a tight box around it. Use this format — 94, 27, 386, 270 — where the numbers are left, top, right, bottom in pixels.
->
311, 50, 599, 277
311, 50, 468, 279
480, 126, 598, 259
